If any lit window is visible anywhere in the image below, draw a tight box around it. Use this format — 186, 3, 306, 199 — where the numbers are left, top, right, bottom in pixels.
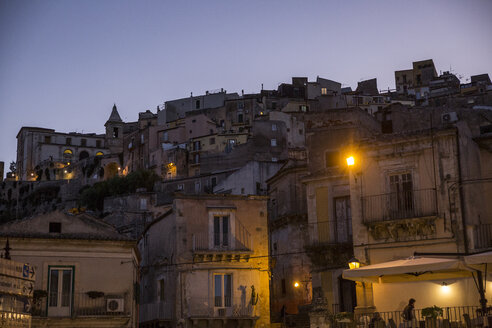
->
271, 139, 277, 147
272, 124, 277, 131
321, 87, 327, 95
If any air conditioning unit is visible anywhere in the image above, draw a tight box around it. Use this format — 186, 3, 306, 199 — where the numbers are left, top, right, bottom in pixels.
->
441, 112, 458, 123
106, 298, 124, 312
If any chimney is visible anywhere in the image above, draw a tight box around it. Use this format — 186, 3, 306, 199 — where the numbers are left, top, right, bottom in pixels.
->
221, 88, 224, 93
206, 91, 209, 95
242, 89, 244, 96
261, 83, 264, 90
190, 92, 193, 97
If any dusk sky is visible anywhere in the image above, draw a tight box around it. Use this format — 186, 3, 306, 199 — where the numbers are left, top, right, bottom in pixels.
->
1, 0, 491, 175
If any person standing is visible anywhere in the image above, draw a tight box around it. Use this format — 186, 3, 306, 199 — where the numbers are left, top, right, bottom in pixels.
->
402, 298, 416, 327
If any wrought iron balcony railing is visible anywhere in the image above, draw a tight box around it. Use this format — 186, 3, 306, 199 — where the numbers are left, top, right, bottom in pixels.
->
192, 219, 252, 252
187, 297, 258, 318
140, 301, 174, 322
32, 292, 130, 317
472, 224, 492, 250
362, 188, 438, 223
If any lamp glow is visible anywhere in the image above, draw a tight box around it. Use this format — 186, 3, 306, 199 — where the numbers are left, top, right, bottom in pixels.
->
348, 257, 361, 269
293, 281, 300, 288
346, 156, 355, 166
441, 282, 450, 293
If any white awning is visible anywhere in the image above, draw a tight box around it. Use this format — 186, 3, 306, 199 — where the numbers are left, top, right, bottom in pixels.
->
343, 256, 472, 283
465, 251, 492, 265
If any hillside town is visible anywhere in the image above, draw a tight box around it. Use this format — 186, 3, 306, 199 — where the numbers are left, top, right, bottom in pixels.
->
1, 59, 492, 328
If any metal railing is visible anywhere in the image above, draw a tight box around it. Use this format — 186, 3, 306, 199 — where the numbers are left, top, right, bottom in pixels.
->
310, 221, 352, 245
140, 302, 174, 322
33, 292, 131, 317
362, 189, 437, 223
472, 224, 492, 250
187, 297, 258, 318
346, 306, 481, 328
192, 220, 252, 252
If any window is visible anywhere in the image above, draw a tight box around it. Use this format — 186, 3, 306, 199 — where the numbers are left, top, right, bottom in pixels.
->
163, 132, 169, 142
141, 134, 144, 144
209, 137, 215, 145
177, 184, 184, 191
271, 102, 277, 110
49, 222, 62, 233
45, 136, 51, 144
193, 141, 200, 151
158, 279, 165, 302
195, 181, 201, 192
334, 196, 352, 243
81, 139, 87, 146
237, 102, 244, 109
238, 113, 244, 123
48, 267, 73, 316
272, 124, 277, 131
272, 157, 278, 162
214, 215, 229, 247
194, 154, 200, 164
321, 87, 327, 95
389, 173, 414, 217
403, 75, 407, 83
195, 99, 200, 109
214, 274, 232, 307
299, 105, 308, 112
113, 127, 119, 138
96, 140, 101, 148
140, 198, 147, 210
66, 138, 71, 145
271, 139, 277, 147
211, 177, 217, 188
325, 151, 339, 168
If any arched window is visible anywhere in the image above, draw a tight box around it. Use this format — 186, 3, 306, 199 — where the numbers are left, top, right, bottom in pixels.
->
79, 150, 89, 160
95, 151, 104, 156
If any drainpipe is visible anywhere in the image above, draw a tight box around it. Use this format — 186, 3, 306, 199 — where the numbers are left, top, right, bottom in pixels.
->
455, 128, 469, 254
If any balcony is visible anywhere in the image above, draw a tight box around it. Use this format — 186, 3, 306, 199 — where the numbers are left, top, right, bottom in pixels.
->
362, 188, 438, 223
140, 302, 174, 323
33, 292, 131, 318
472, 224, 492, 250
187, 297, 259, 319
191, 221, 253, 262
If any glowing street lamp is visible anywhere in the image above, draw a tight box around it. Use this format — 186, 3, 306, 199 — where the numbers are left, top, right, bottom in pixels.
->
348, 257, 361, 270
346, 156, 355, 167
293, 281, 300, 288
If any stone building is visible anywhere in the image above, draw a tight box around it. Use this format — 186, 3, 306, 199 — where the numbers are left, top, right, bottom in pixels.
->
267, 159, 311, 321
139, 194, 270, 328
0, 210, 140, 328
300, 109, 381, 314
15, 104, 127, 182
344, 107, 492, 312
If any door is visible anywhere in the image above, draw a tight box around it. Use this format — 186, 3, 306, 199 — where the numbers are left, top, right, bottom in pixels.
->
48, 267, 73, 317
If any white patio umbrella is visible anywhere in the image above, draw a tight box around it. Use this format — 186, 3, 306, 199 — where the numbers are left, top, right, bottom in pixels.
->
342, 256, 472, 283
